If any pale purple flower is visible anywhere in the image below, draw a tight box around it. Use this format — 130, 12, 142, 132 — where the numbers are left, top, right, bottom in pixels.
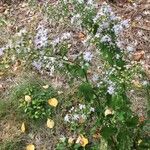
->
52, 37, 60, 46
71, 14, 81, 24
101, 35, 111, 43
64, 114, 70, 122
32, 61, 42, 71
34, 25, 48, 49
87, 0, 94, 5
142, 81, 148, 86
61, 32, 72, 40
73, 114, 80, 120
92, 74, 99, 82
77, 0, 84, 4
116, 41, 124, 49
113, 24, 123, 35
0, 47, 4, 56
83, 51, 93, 62
121, 19, 130, 28
90, 107, 95, 112
107, 85, 115, 95
126, 45, 135, 52
79, 104, 86, 110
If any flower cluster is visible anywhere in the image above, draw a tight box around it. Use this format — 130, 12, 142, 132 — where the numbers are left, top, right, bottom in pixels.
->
64, 103, 94, 124
34, 24, 48, 49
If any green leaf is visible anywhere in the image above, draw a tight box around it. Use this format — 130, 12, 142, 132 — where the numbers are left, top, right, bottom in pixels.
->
126, 116, 139, 127
93, 23, 99, 35
79, 82, 94, 101
101, 126, 117, 140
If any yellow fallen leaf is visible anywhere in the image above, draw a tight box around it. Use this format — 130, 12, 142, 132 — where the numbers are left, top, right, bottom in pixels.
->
42, 85, 49, 89
132, 80, 142, 88
68, 137, 74, 144
128, 0, 134, 2
138, 139, 142, 145
25, 95, 31, 103
21, 122, 26, 133
76, 135, 88, 147
48, 98, 58, 107
104, 108, 114, 116
47, 118, 55, 128
26, 144, 35, 150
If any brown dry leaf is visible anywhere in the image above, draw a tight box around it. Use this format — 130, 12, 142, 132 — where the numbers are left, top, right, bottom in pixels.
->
78, 32, 86, 41
21, 122, 26, 133
0, 5, 6, 13
46, 118, 55, 128
79, 117, 85, 124
139, 116, 145, 123
26, 144, 35, 150
13, 60, 21, 71
92, 133, 101, 139
133, 51, 145, 61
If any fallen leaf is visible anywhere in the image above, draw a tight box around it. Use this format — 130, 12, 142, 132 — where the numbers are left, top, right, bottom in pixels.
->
47, 118, 55, 128
25, 95, 32, 103
48, 98, 58, 107
0, 71, 4, 76
138, 139, 142, 145
131, 80, 142, 88
139, 116, 145, 123
92, 133, 101, 139
21, 122, 26, 133
68, 137, 74, 144
13, 60, 21, 71
133, 51, 145, 61
26, 144, 35, 150
76, 135, 88, 147
128, 0, 134, 2
78, 32, 86, 41
79, 117, 85, 124
104, 108, 114, 116
58, 91, 63, 95
42, 85, 49, 89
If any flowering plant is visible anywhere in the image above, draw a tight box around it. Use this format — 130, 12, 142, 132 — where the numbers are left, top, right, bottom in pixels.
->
0, 0, 149, 149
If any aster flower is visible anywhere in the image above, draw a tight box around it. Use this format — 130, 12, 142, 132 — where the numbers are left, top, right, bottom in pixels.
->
76, 0, 84, 4
126, 45, 135, 52
101, 35, 111, 43
0, 47, 4, 56
79, 104, 86, 110
92, 74, 99, 82
107, 85, 115, 95
71, 14, 82, 25
61, 32, 72, 40
32, 61, 42, 71
64, 114, 70, 122
52, 37, 60, 46
113, 24, 123, 35
73, 114, 80, 120
90, 107, 95, 112
34, 24, 48, 49
83, 51, 93, 62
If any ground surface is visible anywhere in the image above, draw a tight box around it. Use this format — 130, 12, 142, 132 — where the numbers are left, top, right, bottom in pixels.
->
0, 0, 150, 149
